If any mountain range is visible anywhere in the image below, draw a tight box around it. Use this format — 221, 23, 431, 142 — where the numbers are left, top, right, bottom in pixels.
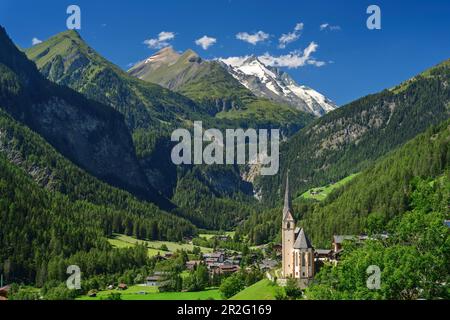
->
7, 26, 449, 229
0, 23, 449, 284
129, 47, 337, 117
256, 58, 450, 205
0, 26, 161, 203
220, 56, 337, 116
24, 31, 316, 229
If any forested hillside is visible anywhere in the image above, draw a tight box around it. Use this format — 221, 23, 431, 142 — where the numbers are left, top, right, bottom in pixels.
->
258, 59, 450, 205
0, 150, 166, 285
0, 108, 195, 239
238, 119, 450, 247
0, 26, 165, 204
307, 175, 449, 300
25, 29, 298, 230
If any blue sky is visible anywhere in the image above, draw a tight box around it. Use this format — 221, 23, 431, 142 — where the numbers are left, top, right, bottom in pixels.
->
1, 0, 449, 105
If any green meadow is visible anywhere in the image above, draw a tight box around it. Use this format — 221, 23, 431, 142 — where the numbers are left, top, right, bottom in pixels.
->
78, 285, 221, 300
108, 234, 213, 256
230, 279, 278, 300
296, 173, 359, 202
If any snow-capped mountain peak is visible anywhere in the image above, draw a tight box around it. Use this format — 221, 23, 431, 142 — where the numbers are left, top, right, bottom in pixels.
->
220, 56, 337, 117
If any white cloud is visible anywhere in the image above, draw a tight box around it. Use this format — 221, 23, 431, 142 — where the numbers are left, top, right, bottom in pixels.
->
259, 42, 325, 69
144, 31, 175, 49
294, 23, 304, 31
279, 22, 304, 49
219, 55, 251, 67
32, 37, 42, 46
236, 31, 270, 45
220, 42, 325, 70
320, 23, 341, 31
195, 35, 217, 50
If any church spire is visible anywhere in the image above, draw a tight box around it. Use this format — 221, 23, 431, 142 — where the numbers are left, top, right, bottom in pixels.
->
283, 172, 294, 221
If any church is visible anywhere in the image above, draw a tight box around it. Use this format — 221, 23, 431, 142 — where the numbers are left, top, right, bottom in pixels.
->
281, 174, 315, 288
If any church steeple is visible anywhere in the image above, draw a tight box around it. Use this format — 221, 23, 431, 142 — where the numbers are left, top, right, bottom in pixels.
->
283, 172, 294, 221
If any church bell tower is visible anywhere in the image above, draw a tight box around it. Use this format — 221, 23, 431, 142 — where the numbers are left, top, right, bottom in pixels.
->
282, 173, 295, 278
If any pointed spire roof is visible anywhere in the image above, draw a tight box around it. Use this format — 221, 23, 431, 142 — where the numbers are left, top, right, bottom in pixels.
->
283, 172, 294, 221
294, 228, 313, 249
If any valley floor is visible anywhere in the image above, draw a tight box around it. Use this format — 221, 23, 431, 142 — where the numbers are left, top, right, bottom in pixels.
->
77, 279, 278, 301
78, 285, 221, 301
108, 234, 213, 257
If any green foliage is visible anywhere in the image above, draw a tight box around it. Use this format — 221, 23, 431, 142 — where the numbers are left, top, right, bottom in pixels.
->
230, 279, 278, 300
172, 165, 258, 230
44, 284, 79, 300
8, 285, 41, 300
159, 244, 169, 252
0, 109, 196, 241
306, 177, 449, 300
103, 293, 122, 300
184, 263, 210, 292
220, 274, 245, 299
219, 269, 264, 299
284, 278, 303, 300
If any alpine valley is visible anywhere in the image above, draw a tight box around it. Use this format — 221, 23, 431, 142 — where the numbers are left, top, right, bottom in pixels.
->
0, 23, 448, 301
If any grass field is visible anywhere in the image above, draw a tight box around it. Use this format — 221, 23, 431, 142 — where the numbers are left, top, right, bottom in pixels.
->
108, 234, 213, 256
296, 173, 359, 202
230, 279, 278, 300
78, 285, 222, 300
198, 231, 235, 240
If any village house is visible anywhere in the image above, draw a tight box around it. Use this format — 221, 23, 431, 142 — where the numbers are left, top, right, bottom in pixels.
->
146, 275, 163, 287
186, 260, 202, 271
216, 235, 231, 242
332, 235, 355, 253
146, 271, 168, 287
203, 252, 224, 263
315, 249, 333, 262
332, 233, 389, 257
0, 285, 10, 301
259, 259, 278, 272
117, 283, 128, 290
218, 264, 239, 274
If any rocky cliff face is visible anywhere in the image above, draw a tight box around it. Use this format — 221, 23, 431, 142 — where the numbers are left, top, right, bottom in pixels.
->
0, 26, 161, 202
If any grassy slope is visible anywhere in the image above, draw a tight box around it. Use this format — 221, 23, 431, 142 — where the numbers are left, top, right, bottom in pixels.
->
25, 30, 203, 132
198, 231, 235, 240
391, 58, 450, 94
78, 285, 221, 300
230, 279, 278, 300
108, 234, 213, 255
296, 173, 359, 201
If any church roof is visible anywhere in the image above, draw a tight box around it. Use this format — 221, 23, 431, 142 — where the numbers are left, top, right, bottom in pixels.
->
294, 228, 313, 249
283, 173, 294, 221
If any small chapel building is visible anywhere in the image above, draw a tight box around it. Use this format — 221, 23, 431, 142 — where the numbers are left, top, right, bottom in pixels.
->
281, 174, 315, 288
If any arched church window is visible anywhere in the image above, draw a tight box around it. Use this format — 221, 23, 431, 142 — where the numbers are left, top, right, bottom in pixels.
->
287, 222, 290, 229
